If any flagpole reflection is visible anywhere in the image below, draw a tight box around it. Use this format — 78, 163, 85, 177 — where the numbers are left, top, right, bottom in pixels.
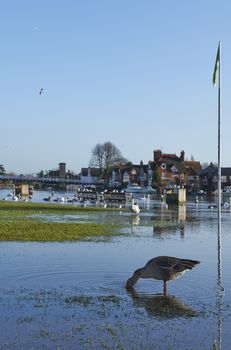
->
214, 219, 224, 350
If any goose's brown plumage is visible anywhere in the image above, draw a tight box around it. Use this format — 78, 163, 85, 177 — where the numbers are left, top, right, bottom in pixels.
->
126, 256, 200, 296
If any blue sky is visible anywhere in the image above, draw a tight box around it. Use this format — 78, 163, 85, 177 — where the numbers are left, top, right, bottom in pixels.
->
0, 0, 230, 174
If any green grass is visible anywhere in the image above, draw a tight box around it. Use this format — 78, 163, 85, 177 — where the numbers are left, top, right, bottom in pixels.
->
0, 201, 120, 242
0, 201, 119, 212
0, 221, 113, 241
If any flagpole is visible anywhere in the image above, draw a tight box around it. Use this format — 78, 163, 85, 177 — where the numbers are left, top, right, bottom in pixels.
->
217, 41, 221, 229
214, 42, 224, 350
217, 42, 222, 286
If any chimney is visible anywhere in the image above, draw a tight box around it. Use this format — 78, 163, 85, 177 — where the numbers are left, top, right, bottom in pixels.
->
180, 150, 185, 161
154, 149, 161, 162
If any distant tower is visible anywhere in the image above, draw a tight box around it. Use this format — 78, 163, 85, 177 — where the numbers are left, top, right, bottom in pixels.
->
180, 150, 185, 162
59, 163, 66, 179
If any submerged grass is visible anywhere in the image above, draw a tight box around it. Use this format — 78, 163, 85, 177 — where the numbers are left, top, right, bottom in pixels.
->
0, 221, 113, 241
0, 201, 119, 242
0, 201, 120, 212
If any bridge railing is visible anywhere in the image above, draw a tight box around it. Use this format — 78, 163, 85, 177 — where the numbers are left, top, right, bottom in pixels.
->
0, 175, 82, 185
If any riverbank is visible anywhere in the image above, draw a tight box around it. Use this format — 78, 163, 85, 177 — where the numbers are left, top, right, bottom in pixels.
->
0, 201, 121, 241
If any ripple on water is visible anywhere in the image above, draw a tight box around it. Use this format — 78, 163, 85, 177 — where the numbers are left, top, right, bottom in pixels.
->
0, 263, 128, 293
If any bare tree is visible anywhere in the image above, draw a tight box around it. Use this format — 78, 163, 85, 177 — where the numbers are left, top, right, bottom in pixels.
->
90, 141, 127, 173
91, 143, 104, 169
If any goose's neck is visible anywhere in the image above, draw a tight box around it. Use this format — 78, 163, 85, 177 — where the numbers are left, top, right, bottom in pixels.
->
126, 269, 142, 287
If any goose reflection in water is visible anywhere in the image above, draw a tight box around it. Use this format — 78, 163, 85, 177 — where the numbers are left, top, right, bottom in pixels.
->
126, 288, 196, 319
153, 225, 185, 238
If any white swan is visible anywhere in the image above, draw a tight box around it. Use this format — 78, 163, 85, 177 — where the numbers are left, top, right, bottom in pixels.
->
131, 198, 140, 214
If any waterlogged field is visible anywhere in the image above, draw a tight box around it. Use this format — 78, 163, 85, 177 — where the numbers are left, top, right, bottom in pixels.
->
0, 193, 231, 349
0, 201, 119, 241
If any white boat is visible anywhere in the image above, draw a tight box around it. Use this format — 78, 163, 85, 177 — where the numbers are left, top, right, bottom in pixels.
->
142, 186, 156, 194
3, 193, 18, 201
223, 186, 231, 197
123, 184, 155, 194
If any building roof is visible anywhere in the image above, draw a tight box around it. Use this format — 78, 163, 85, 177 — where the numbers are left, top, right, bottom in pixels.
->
111, 163, 149, 174
161, 153, 179, 161
171, 162, 186, 173
221, 167, 231, 176
199, 166, 231, 177
183, 161, 202, 173
199, 166, 217, 177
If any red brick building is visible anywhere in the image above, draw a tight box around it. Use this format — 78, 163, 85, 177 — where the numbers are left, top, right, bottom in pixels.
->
150, 149, 202, 191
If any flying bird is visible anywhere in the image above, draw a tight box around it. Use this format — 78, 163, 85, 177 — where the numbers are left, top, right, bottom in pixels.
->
39, 88, 43, 95
126, 256, 200, 296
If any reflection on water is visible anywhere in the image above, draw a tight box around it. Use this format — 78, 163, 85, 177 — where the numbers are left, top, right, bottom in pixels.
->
130, 215, 140, 226
178, 204, 186, 222
126, 288, 197, 318
214, 216, 225, 350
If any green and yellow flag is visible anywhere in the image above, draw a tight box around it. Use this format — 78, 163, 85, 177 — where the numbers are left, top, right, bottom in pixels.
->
213, 43, 220, 85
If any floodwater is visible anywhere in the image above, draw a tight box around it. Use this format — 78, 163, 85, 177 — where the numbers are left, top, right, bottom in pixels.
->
1, 190, 231, 349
